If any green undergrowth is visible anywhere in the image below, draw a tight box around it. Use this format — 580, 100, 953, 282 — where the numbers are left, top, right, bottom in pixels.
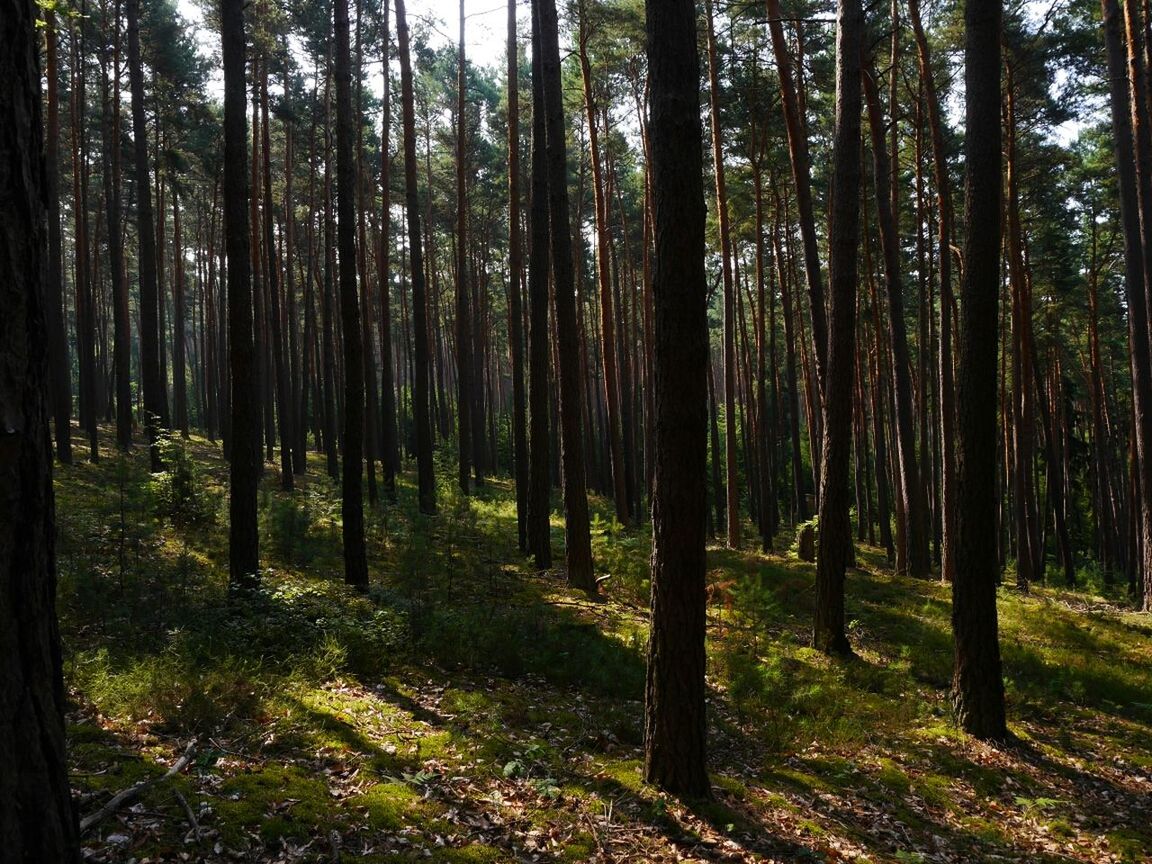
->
58, 429, 1152, 863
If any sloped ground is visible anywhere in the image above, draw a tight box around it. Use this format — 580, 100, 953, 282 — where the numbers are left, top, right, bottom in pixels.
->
57, 431, 1152, 863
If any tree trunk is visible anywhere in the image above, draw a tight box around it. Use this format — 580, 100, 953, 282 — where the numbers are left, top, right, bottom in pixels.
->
527, 3, 553, 568
863, 61, 930, 577
455, 0, 474, 496
128, 0, 167, 470
643, 0, 710, 798
508, 0, 530, 552
908, 0, 957, 583
223, 0, 259, 592
578, 0, 629, 527
102, 0, 132, 451
397, 0, 437, 515
378, 7, 399, 499
813, 0, 862, 657
44, 7, 73, 464
335, 0, 368, 590
951, 0, 1008, 740
536, 0, 595, 591
0, 1, 82, 853
765, 0, 827, 387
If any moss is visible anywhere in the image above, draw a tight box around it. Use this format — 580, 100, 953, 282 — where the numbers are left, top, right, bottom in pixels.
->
556, 835, 597, 861
431, 846, 505, 863
1108, 827, 1152, 863
874, 758, 911, 795
214, 763, 340, 846
593, 759, 645, 795
350, 781, 422, 831
962, 816, 1009, 845
911, 774, 953, 810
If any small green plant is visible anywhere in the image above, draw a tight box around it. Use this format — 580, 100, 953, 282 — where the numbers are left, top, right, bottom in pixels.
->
149, 432, 219, 527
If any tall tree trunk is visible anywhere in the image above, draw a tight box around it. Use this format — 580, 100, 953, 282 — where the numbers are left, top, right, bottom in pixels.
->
1119, 0, 1152, 609
128, 0, 166, 470
536, 0, 596, 591
72, 18, 98, 462
1004, 70, 1040, 590
863, 61, 929, 577
455, 0, 474, 495
44, 7, 73, 464
908, 0, 956, 583
102, 0, 132, 450
765, 0, 827, 387
173, 185, 189, 436
578, 0, 629, 527
397, 0, 437, 515
223, 0, 259, 590
813, 0, 862, 657
508, 0, 529, 551
0, 0, 82, 852
527, 4, 553, 568
262, 64, 294, 489
704, 0, 742, 547
378, 7, 399, 499
336, 0, 368, 589
951, 0, 1008, 740
643, 0, 710, 798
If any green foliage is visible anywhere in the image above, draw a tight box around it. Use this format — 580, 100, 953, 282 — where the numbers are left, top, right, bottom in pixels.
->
149, 432, 220, 527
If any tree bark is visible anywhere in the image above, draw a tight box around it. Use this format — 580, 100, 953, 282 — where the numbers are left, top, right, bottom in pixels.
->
223, 0, 260, 592
397, 0, 437, 515
536, 0, 595, 591
643, 0, 710, 798
527, 2, 553, 568
813, 0, 862, 657
0, 0, 82, 853
951, 0, 1008, 740
508, 0, 530, 552
44, 7, 73, 464
128, 0, 167, 470
455, 0, 474, 496
863, 61, 930, 577
578, 0, 629, 528
335, 0, 369, 589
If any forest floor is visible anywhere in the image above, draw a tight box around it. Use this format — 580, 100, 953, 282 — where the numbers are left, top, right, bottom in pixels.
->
57, 430, 1152, 864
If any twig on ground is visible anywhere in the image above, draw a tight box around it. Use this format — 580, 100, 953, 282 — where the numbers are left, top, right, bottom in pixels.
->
79, 739, 198, 834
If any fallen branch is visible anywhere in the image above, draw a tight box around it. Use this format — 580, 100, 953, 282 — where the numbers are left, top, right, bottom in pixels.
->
80, 740, 197, 835
173, 788, 200, 842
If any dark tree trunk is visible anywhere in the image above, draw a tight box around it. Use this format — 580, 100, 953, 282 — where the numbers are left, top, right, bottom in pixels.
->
173, 186, 189, 436
812, 0, 862, 657
863, 62, 930, 577
335, 0, 368, 589
397, 0, 437, 515
128, 0, 166, 471
527, 5, 553, 568
766, 0, 827, 387
1120, 0, 1152, 610
536, 0, 595, 591
578, 0, 629, 527
222, 0, 259, 592
508, 0, 530, 552
44, 8, 73, 464
455, 0, 474, 495
643, 0, 710, 799
102, 0, 132, 451
262, 68, 294, 490
909, 0, 956, 583
378, 6, 399, 500
951, 0, 1008, 740
0, 1, 81, 853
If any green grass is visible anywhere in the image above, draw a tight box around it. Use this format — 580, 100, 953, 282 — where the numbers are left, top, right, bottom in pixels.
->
58, 428, 1152, 863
